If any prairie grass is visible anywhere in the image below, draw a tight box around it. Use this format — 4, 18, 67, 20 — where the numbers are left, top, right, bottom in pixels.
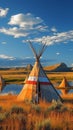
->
0, 68, 73, 129
0, 95, 73, 130
0, 68, 73, 84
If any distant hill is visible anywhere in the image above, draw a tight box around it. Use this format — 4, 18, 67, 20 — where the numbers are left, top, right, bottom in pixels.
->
44, 63, 72, 72
70, 67, 73, 71
26, 64, 32, 70
0, 62, 73, 72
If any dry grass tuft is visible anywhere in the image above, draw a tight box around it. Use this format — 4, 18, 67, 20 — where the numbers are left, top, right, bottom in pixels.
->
0, 95, 73, 129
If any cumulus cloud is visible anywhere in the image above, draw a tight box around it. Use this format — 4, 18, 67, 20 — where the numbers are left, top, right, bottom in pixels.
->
8, 13, 43, 28
0, 11, 73, 45
0, 13, 48, 38
71, 63, 73, 67
0, 7, 9, 17
35, 25, 48, 32
1, 41, 7, 44
0, 27, 28, 38
51, 27, 57, 32
56, 52, 60, 55
31, 30, 73, 46
0, 54, 15, 60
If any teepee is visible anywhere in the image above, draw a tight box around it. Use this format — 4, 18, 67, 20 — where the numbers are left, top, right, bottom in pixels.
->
58, 77, 70, 95
17, 41, 62, 102
0, 76, 5, 91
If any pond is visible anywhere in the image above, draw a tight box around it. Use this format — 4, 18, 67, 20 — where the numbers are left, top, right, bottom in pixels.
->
0, 82, 73, 95
55, 81, 73, 94
1, 84, 23, 94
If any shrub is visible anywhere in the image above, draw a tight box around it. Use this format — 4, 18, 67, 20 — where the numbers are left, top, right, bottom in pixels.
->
10, 105, 24, 114
60, 106, 69, 112
55, 100, 63, 110
31, 105, 41, 113
44, 100, 63, 116
46, 105, 56, 112
0, 113, 6, 122
0, 106, 3, 112
36, 119, 51, 130
0, 111, 12, 122
5, 111, 11, 118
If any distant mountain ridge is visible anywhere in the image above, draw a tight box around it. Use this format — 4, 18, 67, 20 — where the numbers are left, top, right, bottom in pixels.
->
0, 59, 73, 72
0, 58, 34, 68
44, 63, 73, 72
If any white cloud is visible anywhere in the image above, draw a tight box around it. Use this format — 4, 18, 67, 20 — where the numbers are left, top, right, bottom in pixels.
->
0, 27, 28, 38
71, 63, 73, 67
51, 27, 57, 32
0, 7, 9, 17
71, 39, 73, 41
25, 56, 32, 59
32, 30, 73, 46
0, 13, 48, 38
0, 54, 15, 60
0, 11, 73, 44
8, 13, 43, 28
35, 25, 48, 32
1, 41, 7, 44
56, 52, 60, 55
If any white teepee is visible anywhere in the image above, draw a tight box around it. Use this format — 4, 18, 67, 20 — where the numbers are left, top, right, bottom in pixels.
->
0, 76, 5, 91
58, 77, 70, 95
17, 41, 62, 102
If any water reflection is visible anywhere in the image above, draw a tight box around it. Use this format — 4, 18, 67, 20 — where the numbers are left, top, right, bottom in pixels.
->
1, 84, 23, 94
55, 81, 73, 94
0, 82, 73, 95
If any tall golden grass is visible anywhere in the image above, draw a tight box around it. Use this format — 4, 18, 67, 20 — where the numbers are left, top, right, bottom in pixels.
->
0, 95, 73, 130
0, 68, 73, 129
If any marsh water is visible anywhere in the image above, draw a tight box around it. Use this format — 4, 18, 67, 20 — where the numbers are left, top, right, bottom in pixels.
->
0, 82, 73, 95
1, 84, 23, 94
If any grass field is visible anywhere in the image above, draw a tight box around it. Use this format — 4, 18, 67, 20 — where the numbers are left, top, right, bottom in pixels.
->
0, 67, 73, 100
0, 68, 73, 129
0, 67, 73, 84
47, 72, 73, 83
0, 95, 73, 130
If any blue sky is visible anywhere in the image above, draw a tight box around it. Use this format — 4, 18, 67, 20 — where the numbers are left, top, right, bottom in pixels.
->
0, 0, 73, 67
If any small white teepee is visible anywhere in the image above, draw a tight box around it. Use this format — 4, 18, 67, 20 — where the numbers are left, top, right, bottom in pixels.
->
58, 77, 70, 95
0, 76, 5, 91
17, 41, 62, 102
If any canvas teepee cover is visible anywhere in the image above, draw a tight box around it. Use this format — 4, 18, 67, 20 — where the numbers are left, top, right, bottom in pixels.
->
58, 77, 70, 95
17, 41, 61, 102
